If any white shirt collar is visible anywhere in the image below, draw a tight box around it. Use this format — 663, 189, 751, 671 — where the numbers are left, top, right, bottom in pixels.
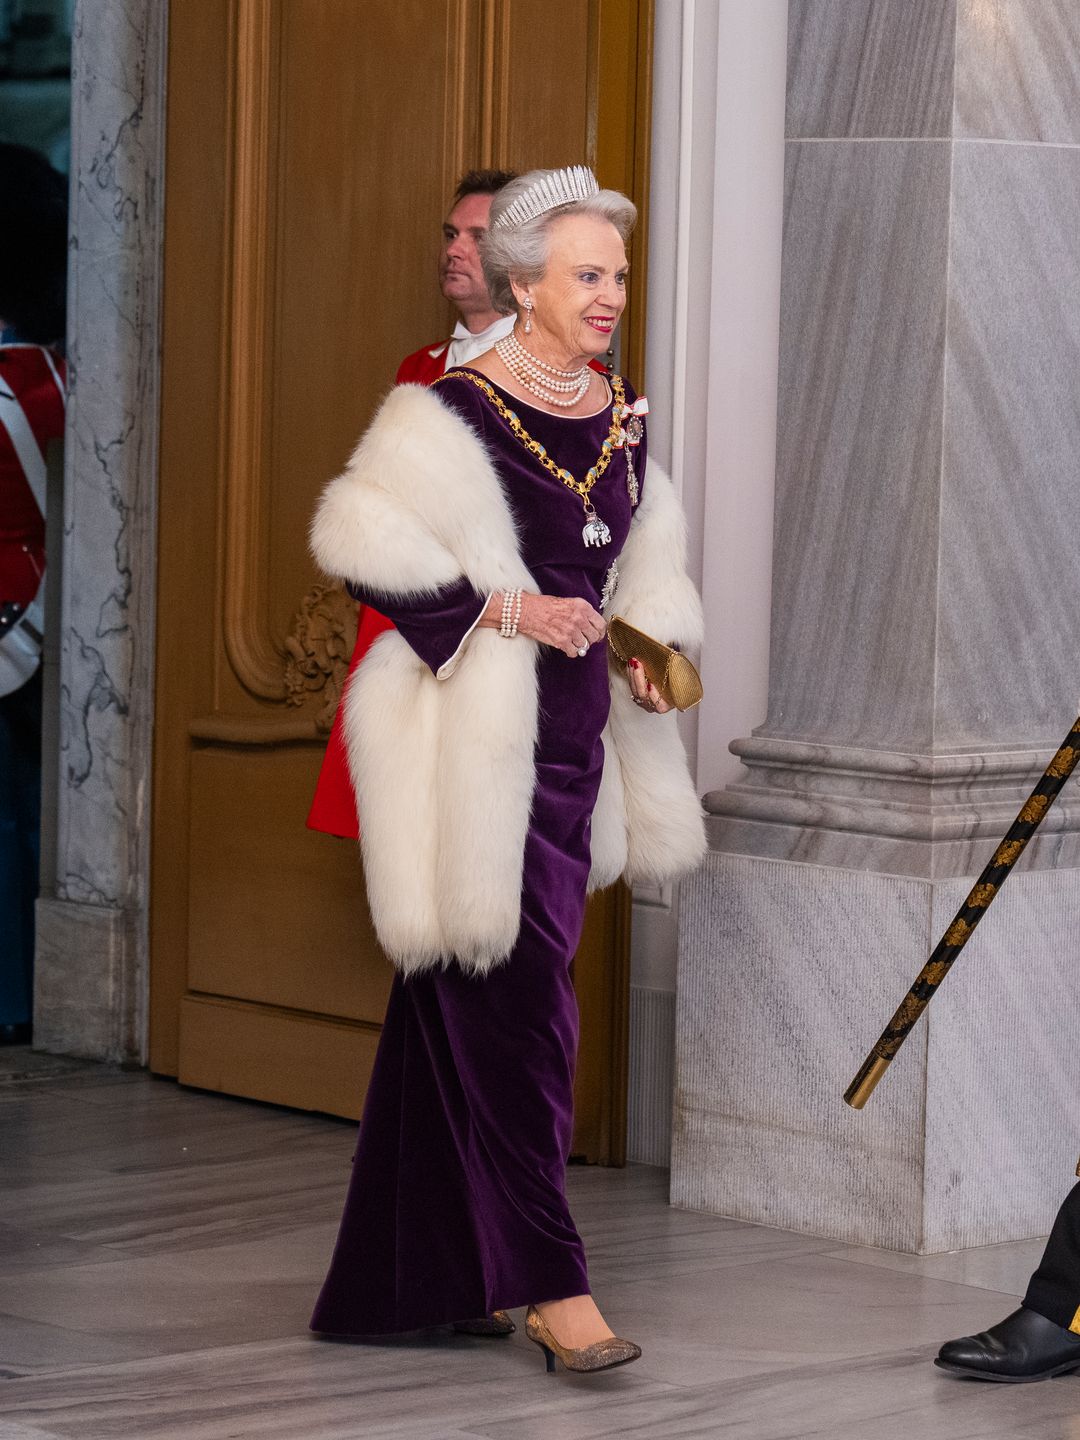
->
445, 313, 515, 368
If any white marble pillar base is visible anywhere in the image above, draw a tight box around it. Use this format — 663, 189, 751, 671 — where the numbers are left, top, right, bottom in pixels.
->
33, 898, 133, 1061
672, 852, 1080, 1252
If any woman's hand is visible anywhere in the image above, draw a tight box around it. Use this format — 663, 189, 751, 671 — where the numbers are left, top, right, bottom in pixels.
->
479, 591, 605, 657
517, 593, 606, 657
626, 658, 672, 714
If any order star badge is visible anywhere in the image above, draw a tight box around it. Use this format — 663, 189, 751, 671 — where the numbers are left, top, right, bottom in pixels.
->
616, 396, 648, 508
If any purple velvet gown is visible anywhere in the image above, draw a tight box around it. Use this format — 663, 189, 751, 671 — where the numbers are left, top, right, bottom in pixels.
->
310, 370, 646, 1336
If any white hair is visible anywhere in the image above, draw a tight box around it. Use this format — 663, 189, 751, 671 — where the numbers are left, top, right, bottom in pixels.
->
480, 168, 637, 316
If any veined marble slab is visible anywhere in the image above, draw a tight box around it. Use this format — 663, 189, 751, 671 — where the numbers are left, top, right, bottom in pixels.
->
35, 0, 167, 1065
956, 0, 1080, 143
768, 138, 950, 752
937, 140, 1080, 747
787, 0, 956, 139
673, 850, 1080, 1251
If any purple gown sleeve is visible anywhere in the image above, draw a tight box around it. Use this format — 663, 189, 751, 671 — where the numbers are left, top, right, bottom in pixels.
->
346, 577, 489, 679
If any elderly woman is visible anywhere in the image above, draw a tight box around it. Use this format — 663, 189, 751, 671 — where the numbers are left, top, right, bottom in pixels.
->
309, 166, 704, 1374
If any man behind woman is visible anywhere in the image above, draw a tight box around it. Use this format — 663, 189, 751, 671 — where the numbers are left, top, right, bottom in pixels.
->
0, 142, 67, 1045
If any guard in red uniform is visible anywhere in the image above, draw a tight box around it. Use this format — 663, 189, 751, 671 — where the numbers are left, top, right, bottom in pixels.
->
307, 168, 517, 837
0, 343, 64, 684
393, 167, 520, 389
0, 143, 67, 1042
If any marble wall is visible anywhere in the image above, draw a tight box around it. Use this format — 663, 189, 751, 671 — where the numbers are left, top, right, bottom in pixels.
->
787, 0, 954, 138
757, 0, 1080, 764
33, 0, 166, 1062
674, 0, 1080, 1249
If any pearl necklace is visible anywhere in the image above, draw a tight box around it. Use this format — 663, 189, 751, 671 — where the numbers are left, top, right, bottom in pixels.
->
495, 331, 592, 408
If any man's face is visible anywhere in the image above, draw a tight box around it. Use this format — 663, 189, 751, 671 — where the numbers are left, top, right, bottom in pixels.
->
439, 191, 495, 314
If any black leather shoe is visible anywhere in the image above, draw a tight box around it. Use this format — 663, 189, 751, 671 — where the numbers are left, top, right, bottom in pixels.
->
935, 1306, 1080, 1382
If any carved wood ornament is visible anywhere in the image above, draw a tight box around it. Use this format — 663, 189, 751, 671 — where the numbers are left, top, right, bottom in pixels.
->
283, 584, 358, 733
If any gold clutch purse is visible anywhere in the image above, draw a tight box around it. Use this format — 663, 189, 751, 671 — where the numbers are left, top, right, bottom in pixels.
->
606, 615, 703, 712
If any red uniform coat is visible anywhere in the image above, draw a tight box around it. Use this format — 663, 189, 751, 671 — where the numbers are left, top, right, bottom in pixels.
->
0, 345, 65, 610
306, 601, 394, 836
394, 340, 451, 387
307, 338, 453, 837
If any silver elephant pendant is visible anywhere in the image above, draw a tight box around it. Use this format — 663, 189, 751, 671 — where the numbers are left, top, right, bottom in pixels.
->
582, 511, 612, 547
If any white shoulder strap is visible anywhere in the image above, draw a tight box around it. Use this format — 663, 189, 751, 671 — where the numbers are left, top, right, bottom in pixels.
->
0, 350, 61, 516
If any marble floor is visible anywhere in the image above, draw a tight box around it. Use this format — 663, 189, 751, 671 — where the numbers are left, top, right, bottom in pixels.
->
0, 1057, 1078, 1440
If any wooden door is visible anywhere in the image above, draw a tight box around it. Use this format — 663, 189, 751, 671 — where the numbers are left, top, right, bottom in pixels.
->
151, 0, 653, 1164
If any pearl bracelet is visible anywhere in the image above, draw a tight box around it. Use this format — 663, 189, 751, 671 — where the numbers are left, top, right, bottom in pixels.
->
499, 587, 523, 639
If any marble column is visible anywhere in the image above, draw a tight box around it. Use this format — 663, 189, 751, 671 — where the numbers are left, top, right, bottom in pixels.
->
33, 0, 166, 1062
629, 0, 786, 1164
673, 0, 1080, 1251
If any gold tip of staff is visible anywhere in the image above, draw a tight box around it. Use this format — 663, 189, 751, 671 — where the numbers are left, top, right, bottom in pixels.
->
844, 1053, 891, 1110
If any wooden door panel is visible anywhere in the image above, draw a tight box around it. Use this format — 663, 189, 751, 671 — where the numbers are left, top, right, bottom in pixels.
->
267, 1, 470, 637
186, 747, 391, 1022
178, 993, 377, 1120
153, 0, 653, 1163
495, 2, 593, 170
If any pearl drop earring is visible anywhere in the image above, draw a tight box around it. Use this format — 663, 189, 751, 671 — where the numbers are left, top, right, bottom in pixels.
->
523, 298, 533, 335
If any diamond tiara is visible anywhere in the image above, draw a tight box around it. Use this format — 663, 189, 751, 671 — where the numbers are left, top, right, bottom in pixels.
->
491, 165, 600, 231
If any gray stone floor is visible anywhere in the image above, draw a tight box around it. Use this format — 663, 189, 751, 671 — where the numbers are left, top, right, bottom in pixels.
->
0, 1057, 1078, 1439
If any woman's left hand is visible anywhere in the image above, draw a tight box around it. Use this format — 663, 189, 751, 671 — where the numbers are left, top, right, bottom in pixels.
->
627, 658, 672, 715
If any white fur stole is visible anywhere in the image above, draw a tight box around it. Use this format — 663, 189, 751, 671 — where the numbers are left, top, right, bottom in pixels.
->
311, 383, 705, 974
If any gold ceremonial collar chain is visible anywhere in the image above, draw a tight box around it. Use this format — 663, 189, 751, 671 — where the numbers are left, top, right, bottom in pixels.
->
438, 369, 627, 548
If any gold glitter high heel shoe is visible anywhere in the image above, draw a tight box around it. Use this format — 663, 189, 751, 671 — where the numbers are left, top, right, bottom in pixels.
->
525, 1305, 641, 1374
452, 1310, 515, 1337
